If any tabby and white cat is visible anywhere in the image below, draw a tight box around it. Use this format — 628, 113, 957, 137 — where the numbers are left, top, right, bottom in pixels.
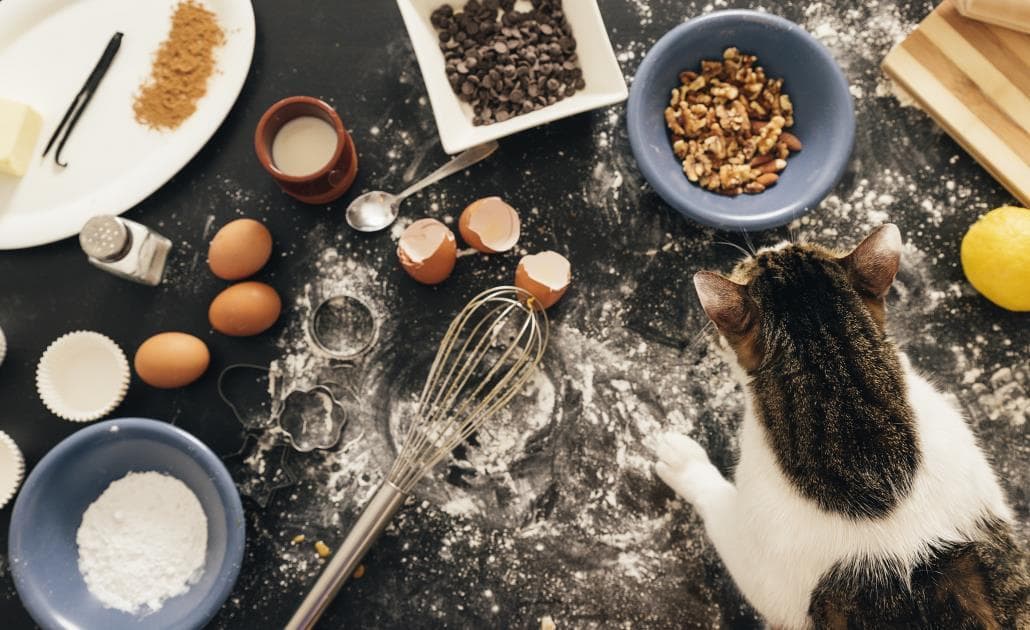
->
656, 224, 1028, 628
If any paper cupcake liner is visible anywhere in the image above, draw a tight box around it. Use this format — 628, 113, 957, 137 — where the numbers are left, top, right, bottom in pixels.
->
0, 430, 24, 510
36, 331, 130, 423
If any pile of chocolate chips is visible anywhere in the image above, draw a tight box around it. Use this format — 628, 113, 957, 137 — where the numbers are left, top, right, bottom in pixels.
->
431, 0, 585, 125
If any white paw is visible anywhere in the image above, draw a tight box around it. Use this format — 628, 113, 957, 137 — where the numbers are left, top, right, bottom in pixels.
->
656, 432, 710, 468
654, 432, 720, 505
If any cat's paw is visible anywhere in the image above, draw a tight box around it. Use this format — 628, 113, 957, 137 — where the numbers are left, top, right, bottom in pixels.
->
656, 432, 710, 468
654, 432, 722, 506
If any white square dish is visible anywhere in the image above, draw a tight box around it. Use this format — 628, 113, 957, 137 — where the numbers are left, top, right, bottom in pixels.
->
396, 0, 628, 154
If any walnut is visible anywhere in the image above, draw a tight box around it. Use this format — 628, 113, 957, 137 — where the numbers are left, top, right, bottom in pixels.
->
664, 47, 802, 195
755, 116, 785, 155
710, 82, 739, 101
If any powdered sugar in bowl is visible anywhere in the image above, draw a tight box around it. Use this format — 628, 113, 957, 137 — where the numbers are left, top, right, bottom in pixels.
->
8, 418, 245, 630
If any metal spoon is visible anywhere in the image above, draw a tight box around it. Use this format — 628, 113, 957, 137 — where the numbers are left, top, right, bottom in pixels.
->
344, 140, 499, 232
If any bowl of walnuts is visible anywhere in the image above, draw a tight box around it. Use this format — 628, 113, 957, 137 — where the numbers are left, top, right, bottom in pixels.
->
627, 10, 855, 231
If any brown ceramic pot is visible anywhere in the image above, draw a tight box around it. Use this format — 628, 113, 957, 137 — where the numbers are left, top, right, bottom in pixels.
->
254, 96, 358, 204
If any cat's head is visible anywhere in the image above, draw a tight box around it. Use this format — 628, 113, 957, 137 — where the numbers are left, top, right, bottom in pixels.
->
693, 224, 902, 373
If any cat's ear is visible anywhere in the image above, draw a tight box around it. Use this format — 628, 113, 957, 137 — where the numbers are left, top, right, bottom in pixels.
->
842, 223, 902, 299
693, 271, 755, 335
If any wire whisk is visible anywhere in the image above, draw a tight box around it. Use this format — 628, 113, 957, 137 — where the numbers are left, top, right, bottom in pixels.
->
288, 286, 548, 629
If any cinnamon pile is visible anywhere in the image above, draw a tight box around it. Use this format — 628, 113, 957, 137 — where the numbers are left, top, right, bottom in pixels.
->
133, 0, 225, 130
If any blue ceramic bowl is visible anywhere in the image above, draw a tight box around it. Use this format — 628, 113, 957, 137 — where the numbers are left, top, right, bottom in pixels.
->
8, 418, 245, 630
627, 10, 855, 230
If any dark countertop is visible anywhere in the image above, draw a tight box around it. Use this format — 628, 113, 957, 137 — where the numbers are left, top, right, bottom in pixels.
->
1, 0, 1026, 628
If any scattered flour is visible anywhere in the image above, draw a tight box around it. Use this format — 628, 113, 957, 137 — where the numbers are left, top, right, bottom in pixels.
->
215, 1, 1026, 625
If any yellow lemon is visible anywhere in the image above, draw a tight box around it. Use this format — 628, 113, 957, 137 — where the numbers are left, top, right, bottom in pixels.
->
960, 206, 1030, 311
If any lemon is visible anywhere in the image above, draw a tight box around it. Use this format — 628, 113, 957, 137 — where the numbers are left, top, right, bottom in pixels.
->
960, 206, 1030, 311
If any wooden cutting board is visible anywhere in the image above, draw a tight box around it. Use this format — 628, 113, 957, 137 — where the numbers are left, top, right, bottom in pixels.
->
882, 0, 1030, 205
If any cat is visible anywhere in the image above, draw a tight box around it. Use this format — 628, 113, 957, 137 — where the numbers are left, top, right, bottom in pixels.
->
655, 224, 1029, 629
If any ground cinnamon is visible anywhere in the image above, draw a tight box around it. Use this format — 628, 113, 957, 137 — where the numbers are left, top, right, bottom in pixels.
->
133, 0, 225, 130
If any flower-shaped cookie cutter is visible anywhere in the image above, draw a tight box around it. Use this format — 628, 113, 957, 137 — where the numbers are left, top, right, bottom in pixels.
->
218, 364, 349, 452
271, 384, 349, 452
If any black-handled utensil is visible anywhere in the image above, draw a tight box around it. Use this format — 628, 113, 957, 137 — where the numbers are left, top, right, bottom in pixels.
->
42, 32, 123, 168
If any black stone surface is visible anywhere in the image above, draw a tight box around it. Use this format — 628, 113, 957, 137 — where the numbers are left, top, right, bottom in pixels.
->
1, 1, 1027, 629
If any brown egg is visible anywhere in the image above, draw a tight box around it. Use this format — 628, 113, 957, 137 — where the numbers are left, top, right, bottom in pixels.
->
397, 218, 457, 285
208, 218, 273, 280
515, 251, 571, 309
134, 332, 210, 389
458, 196, 520, 253
209, 281, 282, 336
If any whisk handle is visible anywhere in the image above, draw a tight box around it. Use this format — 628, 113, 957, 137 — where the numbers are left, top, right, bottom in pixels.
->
286, 482, 407, 630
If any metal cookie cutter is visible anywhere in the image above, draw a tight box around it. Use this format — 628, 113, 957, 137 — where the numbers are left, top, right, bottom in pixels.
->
272, 384, 349, 453
307, 294, 379, 360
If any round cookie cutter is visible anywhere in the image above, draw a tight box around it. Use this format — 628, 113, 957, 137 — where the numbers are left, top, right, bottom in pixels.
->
307, 294, 379, 360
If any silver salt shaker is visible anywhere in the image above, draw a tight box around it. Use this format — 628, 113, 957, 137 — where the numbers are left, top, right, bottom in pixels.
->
79, 215, 172, 286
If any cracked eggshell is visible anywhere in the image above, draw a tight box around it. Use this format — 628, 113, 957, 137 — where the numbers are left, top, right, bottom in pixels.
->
458, 196, 520, 253
208, 218, 274, 280
209, 281, 282, 336
515, 251, 572, 309
398, 218, 457, 285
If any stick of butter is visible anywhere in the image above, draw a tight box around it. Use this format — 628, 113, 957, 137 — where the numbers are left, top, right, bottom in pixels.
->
0, 98, 43, 177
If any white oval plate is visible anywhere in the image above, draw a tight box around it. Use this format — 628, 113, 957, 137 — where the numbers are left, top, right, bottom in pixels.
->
0, 0, 255, 250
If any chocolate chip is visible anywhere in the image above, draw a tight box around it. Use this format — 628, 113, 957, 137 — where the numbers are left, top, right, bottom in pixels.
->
431, 0, 584, 125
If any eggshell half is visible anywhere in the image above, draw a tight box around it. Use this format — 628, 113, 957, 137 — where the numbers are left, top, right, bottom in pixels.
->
398, 218, 457, 285
459, 197, 520, 253
209, 281, 282, 336
208, 219, 273, 280
515, 251, 571, 309
134, 332, 210, 389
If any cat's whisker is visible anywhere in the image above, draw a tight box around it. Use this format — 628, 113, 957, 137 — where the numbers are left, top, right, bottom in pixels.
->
741, 229, 758, 256
714, 240, 753, 260
686, 319, 715, 350
787, 223, 799, 245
